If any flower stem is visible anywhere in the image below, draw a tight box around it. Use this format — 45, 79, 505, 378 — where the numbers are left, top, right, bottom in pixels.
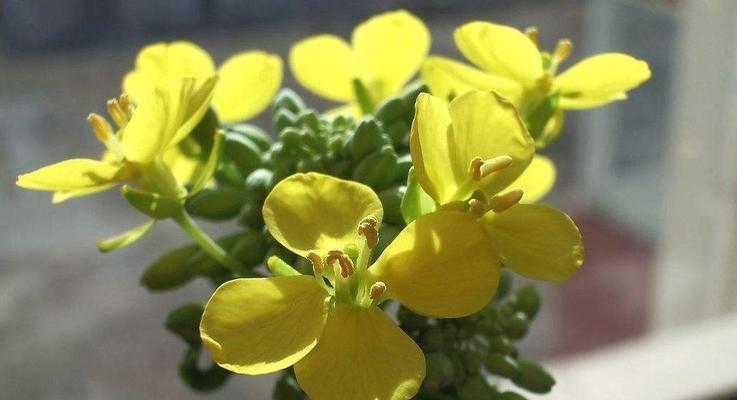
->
172, 209, 242, 275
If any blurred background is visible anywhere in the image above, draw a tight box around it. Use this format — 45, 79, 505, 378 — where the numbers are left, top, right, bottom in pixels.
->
1, 0, 736, 399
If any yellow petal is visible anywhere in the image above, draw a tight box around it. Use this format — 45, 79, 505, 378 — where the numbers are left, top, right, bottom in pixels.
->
213, 51, 283, 123
370, 211, 499, 318
421, 56, 523, 104
410, 93, 458, 205
512, 155, 556, 203
263, 173, 384, 257
17, 158, 120, 193
352, 10, 430, 100
448, 91, 535, 199
290, 35, 355, 102
51, 184, 118, 203
454, 21, 542, 87
123, 41, 216, 102
481, 204, 584, 282
200, 276, 330, 375
163, 145, 202, 186
554, 53, 651, 109
295, 305, 424, 400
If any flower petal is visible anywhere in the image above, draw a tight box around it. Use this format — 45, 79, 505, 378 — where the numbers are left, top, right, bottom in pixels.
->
213, 51, 283, 123
410, 93, 459, 205
454, 22, 542, 88
512, 155, 556, 203
370, 211, 499, 318
17, 158, 120, 193
421, 56, 523, 104
295, 305, 424, 400
290, 35, 355, 102
480, 204, 584, 282
200, 275, 330, 375
554, 53, 651, 109
263, 173, 383, 257
448, 90, 535, 199
123, 41, 216, 102
352, 10, 430, 100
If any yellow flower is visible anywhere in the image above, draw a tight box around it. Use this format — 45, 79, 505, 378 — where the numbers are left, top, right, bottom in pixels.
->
200, 173, 500, 400
289, 10, 430, 114
410, 91, 583, 282
123, 41, 282, 123
422, 21, 650, 135
16, 77, 217, 203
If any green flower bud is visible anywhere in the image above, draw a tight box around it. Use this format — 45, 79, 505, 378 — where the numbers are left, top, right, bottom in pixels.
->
420, 325, 444, 352
513, 285, 541, 319
225, 124, 272, 152
179, 347, 230, 392
244, 168, 274, 202
485, 354, 520, 379
450, 353, 467, 384
273, 88, 305, 114
495, 269, 513, 300
273, 108, 298, 131
122, 186, 181, 220
458, 376, 493, 400
165, 303, 204, 347
296, 155, 325, 173
186, 107, 220, 158
352, 145, 398, 190
297, 110, 321, 132
512, 360, 555, 394
328, 159, 353, 179
273, 372, 305, 400
375, 97, 406, 123
213, 160, 245, 186
498, 391, 528, 400
423, 352, 455, 392
238, 198, 264, 229
140, 244, 199, 291
224, 132, 262, 176
505, 312, 530, 340
487, 335, 517, 357
395, 153, 412, 182
280, 127, 303, 150
378, 186, 405, 225
348, 118, 384, 160
442, 322, 458, 341
331, 114, 353, 131
229, 230, 268, 270
384, 119, 410, 147
397, 305, 428, 332
401, 82, 430, 118
185, 187, 246, 220
460, 348, 486, 375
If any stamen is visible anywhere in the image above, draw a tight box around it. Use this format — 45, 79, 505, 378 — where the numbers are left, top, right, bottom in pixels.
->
525, 27, 539, 47
468, 155, 513, 181
118, 94, 133, 117
553, 39, 573, 63
326, 249, 354, 278
357, 215, 379, 248
369, 281, 387, 300
307, 250, 323, 274
87, 113, 115, 142
489, 189, 524, 213
106, 99, 129, 128
539, 72, 554, 91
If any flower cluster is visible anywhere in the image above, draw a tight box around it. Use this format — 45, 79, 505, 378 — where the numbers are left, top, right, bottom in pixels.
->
16, 9, 649, 400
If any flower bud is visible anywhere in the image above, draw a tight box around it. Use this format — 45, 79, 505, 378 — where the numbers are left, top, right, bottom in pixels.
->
423, 352, 455, 392
165, 303, 204, 347
272, 88, 305, 114
485, 353, 520, 379
186, 187, 246, 220
458, 376, 494, 400
512, 360, 555, 394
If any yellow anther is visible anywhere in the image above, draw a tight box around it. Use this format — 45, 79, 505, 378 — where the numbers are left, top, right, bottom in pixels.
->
357, 215, 380, 248
326, 249, 354, 278
87, 113, 114, 142
525, 27, 539, 47
553, 39, 573, 63
106, 99, 129, 128
307, 251, 323, 274
489, 188, 524, 213
118, 94, 133, 117
369, 281, 387, 300
468, 155, 513, 181
539, 72, 554, 91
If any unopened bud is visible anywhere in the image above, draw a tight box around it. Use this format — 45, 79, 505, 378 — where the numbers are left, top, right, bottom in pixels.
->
489, 189, 523, 213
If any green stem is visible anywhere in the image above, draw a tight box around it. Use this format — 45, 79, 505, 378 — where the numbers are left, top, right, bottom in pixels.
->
173, 210, 242, 275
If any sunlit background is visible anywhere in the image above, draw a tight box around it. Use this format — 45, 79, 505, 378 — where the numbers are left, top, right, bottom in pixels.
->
2, 0, 736, 399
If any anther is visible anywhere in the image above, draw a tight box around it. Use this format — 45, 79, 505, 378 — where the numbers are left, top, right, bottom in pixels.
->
118, 94, 133, 116
106, 99, 129, 128
357, 215, 379, 248
369, 281, 387, 300
553, 39, 573, 63
489, 188, 524, 213
326, 249, 354, 278
468, 155, 513, 181
524, 27, 539, 47
307, 251, 323, 274
87, 113, 114, 142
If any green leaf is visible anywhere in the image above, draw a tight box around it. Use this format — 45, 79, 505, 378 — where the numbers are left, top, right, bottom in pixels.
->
179, 346, 231, 392
400, 167, 436, 224
122, 185, 182, 219
165, 303, 204, 347
97, 220, 155, 253
190, 129, 224, 195
140, 244, 200, 291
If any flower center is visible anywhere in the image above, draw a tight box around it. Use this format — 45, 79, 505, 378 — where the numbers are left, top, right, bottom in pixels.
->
87, 94, 134, 162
